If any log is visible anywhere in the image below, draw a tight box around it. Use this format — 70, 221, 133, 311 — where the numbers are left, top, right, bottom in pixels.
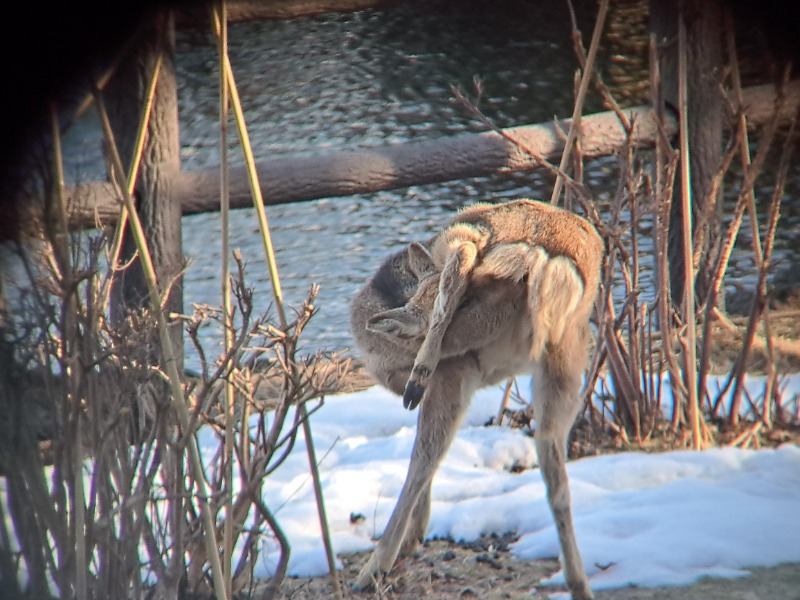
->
11, 80, 800, 239
175, 105, 666, 218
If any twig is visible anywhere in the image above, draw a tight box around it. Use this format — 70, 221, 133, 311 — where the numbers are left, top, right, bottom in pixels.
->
726, 67, 795, 424
566, 0, 631, 131
301, 414, 343, 599
495, 378, 515, 426
254, 497, 290, 600
728, 422, 763, 449
451, 84, 590, 204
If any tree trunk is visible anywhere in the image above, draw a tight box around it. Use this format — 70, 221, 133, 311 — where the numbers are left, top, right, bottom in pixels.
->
107, 9, 183, 367
650, 0, 725, 305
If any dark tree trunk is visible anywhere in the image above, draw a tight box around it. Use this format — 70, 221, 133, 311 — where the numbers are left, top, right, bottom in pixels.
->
650, 0, 725, 306
107, 10, 183, 367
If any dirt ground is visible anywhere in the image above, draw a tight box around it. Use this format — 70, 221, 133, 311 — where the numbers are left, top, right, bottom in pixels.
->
268, 296, 800, 600
273, 535, 800, 599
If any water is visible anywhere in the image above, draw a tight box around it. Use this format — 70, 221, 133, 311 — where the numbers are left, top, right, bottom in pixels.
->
46, 1, 800, 369
173, 0, 610, 364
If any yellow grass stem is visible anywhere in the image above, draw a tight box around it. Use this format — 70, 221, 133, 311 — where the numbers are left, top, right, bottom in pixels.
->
211, 12, 343, 598
93, 91, 230, 600
212, 12, 286, 328
550, 0, 609, 207
72, 35, 138, 120
215, 2, 235, 597
100, 53, 164, 312
49, 105, 70, 276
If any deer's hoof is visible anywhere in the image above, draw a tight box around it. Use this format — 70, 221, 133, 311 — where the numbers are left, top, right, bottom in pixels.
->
351, 577, 375, 593
352, 557, 383, 592
403, 381, 425, 410
569, 583, 594, 600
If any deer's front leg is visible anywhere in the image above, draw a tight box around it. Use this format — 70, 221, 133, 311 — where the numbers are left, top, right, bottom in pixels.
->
403, 242, 478, 409
353, 364, 477, 591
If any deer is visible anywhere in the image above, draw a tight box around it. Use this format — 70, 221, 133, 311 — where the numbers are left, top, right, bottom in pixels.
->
349, 199, 604, 600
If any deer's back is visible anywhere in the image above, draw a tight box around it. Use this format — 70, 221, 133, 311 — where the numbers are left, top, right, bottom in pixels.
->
448, 199, 602, 292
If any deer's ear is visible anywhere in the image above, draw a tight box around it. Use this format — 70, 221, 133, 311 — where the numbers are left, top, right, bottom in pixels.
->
367, 306, 427, 340
407, 242, 436, 279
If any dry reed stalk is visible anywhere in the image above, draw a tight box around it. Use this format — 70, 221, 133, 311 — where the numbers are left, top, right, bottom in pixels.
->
676, 12, 711, 449
98, 52, 164, 313
210, 9, 342, 598
551, 0, 610, 208
695, 132, 743, 410
725, 21, 779, 419
566, 0, 631, 131
725, 14, 764, 269
728, 74, 797, 426
215, 2, 236, 597
93, 89, 230, 599
711, 72, 788, 421
71, 34, 139, 121
649, 25, 692, 433
47, 104, 89, 600
210, 11, 285, 325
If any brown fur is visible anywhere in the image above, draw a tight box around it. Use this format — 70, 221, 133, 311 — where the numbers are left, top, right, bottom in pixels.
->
349, 199, 603, 600
403, 199, 602, 409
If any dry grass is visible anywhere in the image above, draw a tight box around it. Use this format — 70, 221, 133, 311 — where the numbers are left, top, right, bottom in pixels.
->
269, 537, 800, 600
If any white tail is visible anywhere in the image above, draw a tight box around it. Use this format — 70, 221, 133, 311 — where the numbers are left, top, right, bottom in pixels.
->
349, 198, 603, 600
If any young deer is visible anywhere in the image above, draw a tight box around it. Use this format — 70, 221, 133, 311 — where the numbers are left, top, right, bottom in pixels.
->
349, 199, 603, 600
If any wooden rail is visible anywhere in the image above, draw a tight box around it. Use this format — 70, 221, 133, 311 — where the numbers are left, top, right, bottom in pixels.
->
8, 80, 799, 240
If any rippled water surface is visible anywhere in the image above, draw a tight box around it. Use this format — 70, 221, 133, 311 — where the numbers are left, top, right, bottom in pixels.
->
54, 1, 800, 368
175, 0, 610, 363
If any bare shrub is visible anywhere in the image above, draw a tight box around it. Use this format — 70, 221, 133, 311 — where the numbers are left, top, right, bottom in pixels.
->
0, 228, 346, 599
455, 16, 800, 450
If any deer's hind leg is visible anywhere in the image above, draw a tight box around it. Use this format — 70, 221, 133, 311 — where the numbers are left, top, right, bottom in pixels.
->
532, 327, 593, 600
354, 363, 478, 591
403, 240, 480, 409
